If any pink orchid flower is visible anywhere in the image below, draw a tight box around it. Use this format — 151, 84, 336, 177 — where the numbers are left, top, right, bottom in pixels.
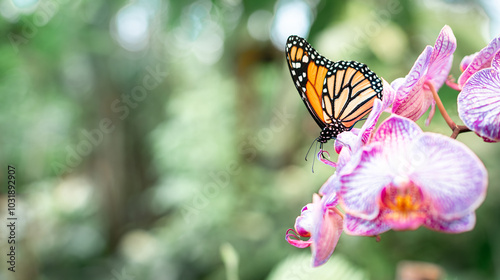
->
448, 35, 500, 91
338, 115, 487, 235
458, 50, 500, 142
285, 193, 343, 267
391, 25, 456, 125
319, 79, 396, 197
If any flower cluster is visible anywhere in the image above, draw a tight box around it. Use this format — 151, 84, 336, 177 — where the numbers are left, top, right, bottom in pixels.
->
286, 25, 492, 267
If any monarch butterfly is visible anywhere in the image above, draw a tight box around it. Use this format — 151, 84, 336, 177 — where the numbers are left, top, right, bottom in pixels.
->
285, 35, 383, 143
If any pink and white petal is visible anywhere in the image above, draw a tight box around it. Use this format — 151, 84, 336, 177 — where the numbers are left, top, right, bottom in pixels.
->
424, 93, 436, 126
286, 229, 312, 248
358, 79, 396, 147
428, 55, 454, 90
390, 77, 406, 91
392, 78, 427, 121
339, 144, 393, 220
295, 209, 313, 236
458, 36, 500, 87
311, 206, 343, 267
319, 173, 340, 198
335, 130, 359, 154
392, 46, 432, 112
381, 78, 397, 108
372, 115, 423, 151
427, 26, 456, 89
409, 133, 488, 220
460, 52, 477, 72
323, 191, 339, 208
491, 49, 500, 70
479, 133, 500, 143
458, 67, 500, 141
424, 212, 476, 233
343, 213, 391, 236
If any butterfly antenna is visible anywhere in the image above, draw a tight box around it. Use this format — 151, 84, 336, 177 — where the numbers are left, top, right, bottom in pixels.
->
305, 137, 318, 161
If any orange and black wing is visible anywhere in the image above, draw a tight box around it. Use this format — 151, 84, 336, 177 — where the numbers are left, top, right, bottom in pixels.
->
285, 35, 332, 130
285, 35, 383, 141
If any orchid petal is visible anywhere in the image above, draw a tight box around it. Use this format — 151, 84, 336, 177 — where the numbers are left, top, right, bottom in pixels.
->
340, 143, 391, 220
371, 115, 423, 151
392, 46, 432, 120
390, 77, 405, 91
460, 52, 477, 72
491, 49, 500, 69
427, 25, 456, 89
335, 129, 358, 154
286, 229, 312, 248
311, 205, 343, 267
458, 52, 500, 141
409, 133, 488, 220
358, 79, 396, 145
424, 97, 436, 126
286, 194, 343, 267
319, 172, 340, 197
424, 213, 476, 233
458, 36, 500, 87
340, 116, 424, 219
344, 213, 391, 236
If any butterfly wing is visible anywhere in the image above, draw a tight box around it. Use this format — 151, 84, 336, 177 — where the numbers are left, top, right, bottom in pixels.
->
285, 35, 331, 130
322, 60, 383, 129
285, 35, 383, 141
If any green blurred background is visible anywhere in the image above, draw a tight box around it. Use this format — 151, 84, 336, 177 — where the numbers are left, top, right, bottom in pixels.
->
1, 0, 500, 279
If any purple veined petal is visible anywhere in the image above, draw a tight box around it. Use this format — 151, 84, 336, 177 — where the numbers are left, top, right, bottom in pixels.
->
479, 133, 500, 143
381, 78, 397, 108
409, 133, 488, 220
428, 54, 454, 90
491, 49, 500, 69
424, 212, 476, 233
392, 47, 433, 121
458, 36, 500, 87
458, 64, 500, 141
319, 172, 340, 197
427, 25, 456, 89
343, 213, 391, 236
423, 90, 436, 126
460, 52, 477, 72
335, 130, 358, 154
393, 46, 433, 109
311, 206, 343, 267
390, 77, 406, 91
340, 116, 425, 219
358, 79, 395, 149
303, 194, 343, 267
323, 190, 339, 208
339, 143, 392, 220
358, 99, 384, 148
392, 76, 427, 121
371, 115, 423, 151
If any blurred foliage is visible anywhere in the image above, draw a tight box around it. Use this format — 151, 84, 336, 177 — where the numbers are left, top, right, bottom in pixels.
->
0, 0, 500, 279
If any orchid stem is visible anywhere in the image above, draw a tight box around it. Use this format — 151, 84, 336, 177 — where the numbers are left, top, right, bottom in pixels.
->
426, 81, 471, 139
427, 81, 456, 130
